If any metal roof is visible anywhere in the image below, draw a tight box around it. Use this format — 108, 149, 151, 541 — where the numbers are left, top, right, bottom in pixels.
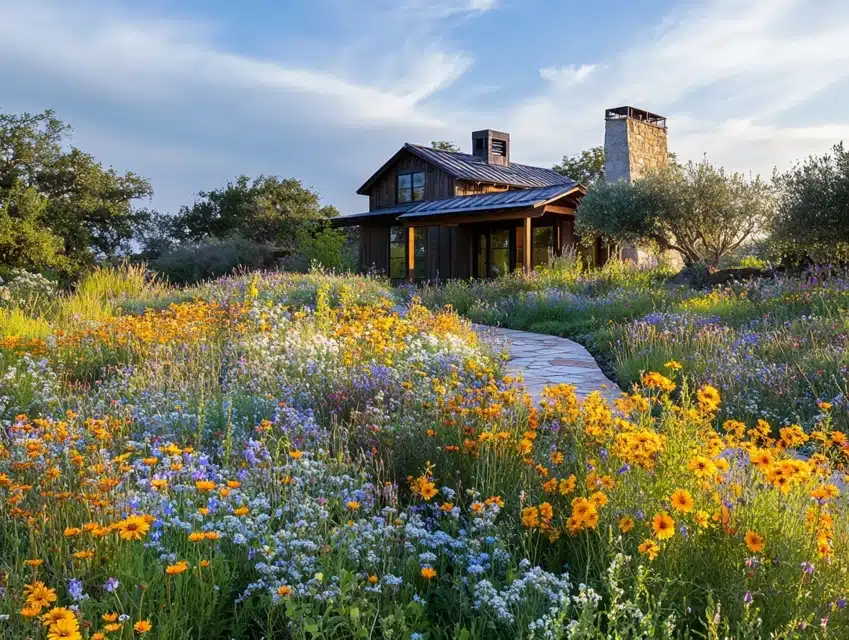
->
331, 203, 417, 226
357, 143, 576, 194
398, 184, 580, 219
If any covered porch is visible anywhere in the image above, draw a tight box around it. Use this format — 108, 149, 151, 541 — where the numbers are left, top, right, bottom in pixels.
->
338, 184, 609, 282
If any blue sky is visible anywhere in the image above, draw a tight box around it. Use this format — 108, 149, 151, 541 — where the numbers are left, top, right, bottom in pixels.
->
2, 0, 849, 215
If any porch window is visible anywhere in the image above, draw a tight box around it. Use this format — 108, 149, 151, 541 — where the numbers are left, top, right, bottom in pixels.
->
389, 226, 406, 279
532, 226, 555, 267
477, 233, 487, 278
414, 227, 428, 280
397, 172, 425, 203
491, 229, 510, 277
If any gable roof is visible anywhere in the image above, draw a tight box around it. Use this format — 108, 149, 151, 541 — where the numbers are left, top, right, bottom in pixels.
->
398, 184, 581, 220
357, 143, 575, 195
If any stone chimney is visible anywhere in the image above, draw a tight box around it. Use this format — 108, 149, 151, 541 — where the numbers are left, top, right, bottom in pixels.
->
603, 107, 673, 265
472, 129, 510, 167
604, 106, 668, 183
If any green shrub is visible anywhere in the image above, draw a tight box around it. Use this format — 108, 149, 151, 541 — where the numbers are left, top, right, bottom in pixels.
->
152, 236, 275, 284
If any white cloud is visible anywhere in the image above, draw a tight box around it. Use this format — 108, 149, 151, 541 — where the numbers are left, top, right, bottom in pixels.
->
0, 0, 470, 129
505, 0, 849, 177
539, 64, 599, 88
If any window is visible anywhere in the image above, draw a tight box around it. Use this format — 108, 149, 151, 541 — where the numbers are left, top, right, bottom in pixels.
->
414, 228, 428, 280
397, 172, 425, 203
476, 233, 487, 278
389, 226, 406, 279
532, 226, 555, 267
490, 229, 510, 277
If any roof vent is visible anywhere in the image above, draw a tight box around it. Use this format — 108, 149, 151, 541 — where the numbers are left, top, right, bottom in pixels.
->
472, 129, 510, 167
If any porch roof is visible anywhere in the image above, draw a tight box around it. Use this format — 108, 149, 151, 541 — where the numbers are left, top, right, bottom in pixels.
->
398, 183, 581, 220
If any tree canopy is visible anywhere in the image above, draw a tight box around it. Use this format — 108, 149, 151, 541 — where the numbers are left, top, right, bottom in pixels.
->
431, 141, 460, 153
0, 110, 152, 275
168, 175, 339, 254
770, 142, 849, 262
576, 161, 775, 266
553, 146, 605, 186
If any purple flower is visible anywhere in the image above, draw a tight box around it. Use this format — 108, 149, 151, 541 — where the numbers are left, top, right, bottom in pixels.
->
743, 591, 753, 605
837, 598, 846, 609
104, 577, 120, 593
801, 562, 815, 575
69, 578, 87, 601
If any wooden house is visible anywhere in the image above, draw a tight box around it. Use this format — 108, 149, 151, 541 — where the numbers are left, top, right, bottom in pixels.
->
335, 107, 668, 281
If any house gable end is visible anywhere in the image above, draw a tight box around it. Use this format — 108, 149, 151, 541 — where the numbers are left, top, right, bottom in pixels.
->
359, 148, 456, 211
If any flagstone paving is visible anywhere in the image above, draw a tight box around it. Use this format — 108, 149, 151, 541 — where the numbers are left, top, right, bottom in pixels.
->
473, 324, 621, 400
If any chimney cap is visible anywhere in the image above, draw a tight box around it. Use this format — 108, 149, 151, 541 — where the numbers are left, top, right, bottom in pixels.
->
605, 106, 667, 129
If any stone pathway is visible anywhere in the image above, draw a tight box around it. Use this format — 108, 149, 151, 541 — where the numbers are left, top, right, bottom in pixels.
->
474, 325, 621, 400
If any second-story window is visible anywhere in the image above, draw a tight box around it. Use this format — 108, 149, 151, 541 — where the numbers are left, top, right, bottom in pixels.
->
397, 172, 425, 203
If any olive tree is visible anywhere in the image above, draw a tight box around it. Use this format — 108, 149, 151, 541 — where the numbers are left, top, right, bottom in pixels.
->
770, 142, 849, 262
576, 160, 775, 267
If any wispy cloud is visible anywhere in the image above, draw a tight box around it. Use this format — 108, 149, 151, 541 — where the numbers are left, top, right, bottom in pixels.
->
502, 0, 849, 176
539, 64, 599, 88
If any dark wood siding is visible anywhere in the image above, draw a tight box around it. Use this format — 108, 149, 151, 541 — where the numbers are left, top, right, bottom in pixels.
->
368, 151, 455, 210
360, 224, 390, 273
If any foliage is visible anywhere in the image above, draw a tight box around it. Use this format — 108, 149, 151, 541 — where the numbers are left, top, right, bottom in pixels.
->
552, 146, 605, 186
292, 223, 357, 272
0, 110, 152, 275
576, 161, 776, 266
431, 140, 461, 152
151, 236, 275, 284
771, 142, 849, 262
0, 272, 848, 638
167, 175, 339, 256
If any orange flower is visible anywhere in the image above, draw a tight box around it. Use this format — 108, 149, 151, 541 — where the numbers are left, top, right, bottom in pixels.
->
276, 585, 293, 597
346, 500, 361, 511
134, 619, 152, 634
619, 516, 635, 533
652, 512, 675, 540
195, 480, 216, 492
420, 567, 437, 580
166, 560, 189, 575
290, 450, 304, 460
669, 489, 694, 513
638, 538, 661, 560
745, 530, 765, 554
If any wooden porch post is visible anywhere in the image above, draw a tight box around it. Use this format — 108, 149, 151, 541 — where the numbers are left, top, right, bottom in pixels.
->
407, 226, 415, 284
523, 216, 532, 274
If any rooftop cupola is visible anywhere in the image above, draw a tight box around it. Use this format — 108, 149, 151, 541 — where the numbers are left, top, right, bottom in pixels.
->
472, 129, 510, 167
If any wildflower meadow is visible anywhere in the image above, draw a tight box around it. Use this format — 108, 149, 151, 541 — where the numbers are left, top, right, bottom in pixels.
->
1, 266, 848, 639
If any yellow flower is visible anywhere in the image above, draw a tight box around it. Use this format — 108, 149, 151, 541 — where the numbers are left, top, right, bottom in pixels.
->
104, 623, 123, 632
188, 532, 206, 542
195, 480, 216, 492
652, 512, 675, 540
694, 510, 710, 528
41, 607, 77, 628
697, 385, 721, 412
114, 515, 151, 541
134, 619, 153, 634
151, 478, 167, 490
46, 618, 81, 640
346, 500, 361, 511
20, 606, 42, 618
63, 527, 81, 538
290, 450, 304, 460
664, 360, 682, 370
638, 538, 661, 560
440, 502, 454, 512
233, 506, 249, 517
102, 613, 119, 622
669, 489, 694, 513
166, 560, 189, 575
745, 530, 765, 554
24, 581, 57, 609
619, 516, 635, 533
420, 567, 437, 580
